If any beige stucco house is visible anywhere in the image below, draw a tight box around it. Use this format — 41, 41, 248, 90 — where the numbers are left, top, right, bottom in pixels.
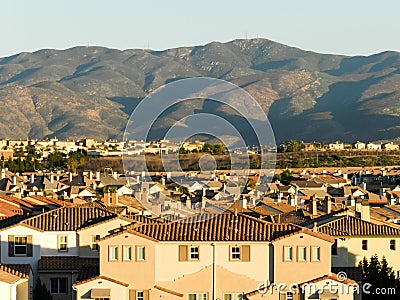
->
73, 212, 358, 300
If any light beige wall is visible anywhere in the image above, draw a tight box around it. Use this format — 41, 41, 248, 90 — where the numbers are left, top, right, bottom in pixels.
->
78, 218, 131, 257
272, 233, 332, 285
154, 242, 270, 282
16, 279, 29, 300
98, 233, 156, 289
0, 281, 12, 300
155, 264, 265, 300
333, 237, 400, 271
74, 278, 127, 300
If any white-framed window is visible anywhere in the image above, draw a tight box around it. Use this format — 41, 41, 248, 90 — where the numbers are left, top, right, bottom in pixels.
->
189, 246, 199, 260
109, 246, 118, 261
14, 236, 27, 256
284, 246, 292, 261
136, 291, 144, 300
50, 278, 68, 294
137, 246, 145, 261
91, 235, 100, 251
58, 235, 68, 252
223, 293, 243, 300
123, 246, 132, 261
230, 246, 241, 260
311, 246, 320, 261
298, 246, 306, 261
286, 291, 293, 300
188, 293, 207, 300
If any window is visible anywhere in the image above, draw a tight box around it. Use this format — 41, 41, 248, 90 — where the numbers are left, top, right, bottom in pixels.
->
284, 246, 292, 261
50, 278, 67, 294
223, 293, 243, 300
286, 291, 293, 300
136, 291, 144, 300
189, 246, 199, 260
311, 246, 320, 261
188, 293, 207, 300
109, 246, 118, 261
137, 246, 145, 261
14, 236, 27, 256
390, 240, 396, 251
298, 246, 306, 261
230, 246, 241, 260
94, 298, 109, 300
332, 239, 338, 256
362, 240, 368, 250
123, 246, 132, 261
58, 235, 68, 252
91, 235, 100, 251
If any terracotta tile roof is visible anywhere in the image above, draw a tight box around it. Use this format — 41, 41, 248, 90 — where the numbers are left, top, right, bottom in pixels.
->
299, 273, 356, 286
73, 275, 129, 287
331, 267, 362, 282
131, 211, 301, 242
317, 215, 400, 236
0, 214, 29, 230
260, 201, 296, 214
21, 206, 117, 231
38, 256, 98, 271
0, 264, 31, 278
76, 266, 100, 282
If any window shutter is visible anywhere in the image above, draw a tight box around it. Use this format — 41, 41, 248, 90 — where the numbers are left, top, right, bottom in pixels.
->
27, 235, 33, 257
8, 235, 14, 257
242, 245, 250, 262
144, 290, 150, 300
129, 289, 136, 300
179, 245, 188, 261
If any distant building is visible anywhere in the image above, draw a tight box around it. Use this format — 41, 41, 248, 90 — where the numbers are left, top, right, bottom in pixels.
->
353, 141, 366, 150
328, 141, 344, 150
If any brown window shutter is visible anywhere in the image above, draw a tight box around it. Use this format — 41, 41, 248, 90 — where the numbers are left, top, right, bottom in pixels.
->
129, 289, 136, 300
144, 290, 150, 300
179, 245, 188, 261
242, 245, 250, 262
27, 235, 33, 257
8, 235, 14, 257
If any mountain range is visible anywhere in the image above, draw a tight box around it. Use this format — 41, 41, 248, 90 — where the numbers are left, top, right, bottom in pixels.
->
0, 38, 399, 144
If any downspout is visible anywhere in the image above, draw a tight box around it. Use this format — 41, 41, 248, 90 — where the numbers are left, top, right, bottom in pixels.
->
211, 243, 216, 300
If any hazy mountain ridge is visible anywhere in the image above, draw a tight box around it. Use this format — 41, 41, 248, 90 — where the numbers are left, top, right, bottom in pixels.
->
0, 38, 399, 143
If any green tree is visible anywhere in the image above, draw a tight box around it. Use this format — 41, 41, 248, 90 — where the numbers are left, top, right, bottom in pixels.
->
32, 278, 52, 300
359, 254, 400, 299
177, 185, 189, 195
273, 169, 293, 185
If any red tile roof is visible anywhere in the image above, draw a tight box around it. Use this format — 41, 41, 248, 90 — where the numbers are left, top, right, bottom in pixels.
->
131, 211, 301, 242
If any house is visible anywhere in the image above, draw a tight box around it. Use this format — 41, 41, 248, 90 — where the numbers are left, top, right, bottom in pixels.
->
353, 141, 366, 150
328, 141, 344, 151
366, 142, 381, 150
0, 264, 33, 300
317, 215, 400, 273
73, 212, 357, 300
382, 142, 399, 151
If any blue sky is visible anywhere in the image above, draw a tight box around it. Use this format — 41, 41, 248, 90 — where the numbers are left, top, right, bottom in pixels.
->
2, 0, 399, 57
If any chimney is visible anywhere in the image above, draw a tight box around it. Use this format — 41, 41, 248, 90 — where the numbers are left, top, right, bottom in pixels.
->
136, 175, 140, 183
361, 182, 367, 190
277, 192, 283, 202
96, 171, 101, 181
313, 222, 317, 232
202, 188, 206, 197
161, 177, 166, 186
167, 172, 171, 180
30, 174, 35, 184
185, 196, 191, 208
113, 172, 118, 180
309, 196, 317, 216
92, 181, 97, 191
294, 185, 299, 205
12, 176, 17, 185
324, 196, 332, 214
50, 174, 54, 184
89, 171, 93, 181
141, 171, 145, 179
360, 201, 370, 222
1, 169, 5, 179
239, 196, 247, 209
111, 191, 118, 205
69, 172, 73, 182
343, 173, 348, 180
105, 192, 111, 206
